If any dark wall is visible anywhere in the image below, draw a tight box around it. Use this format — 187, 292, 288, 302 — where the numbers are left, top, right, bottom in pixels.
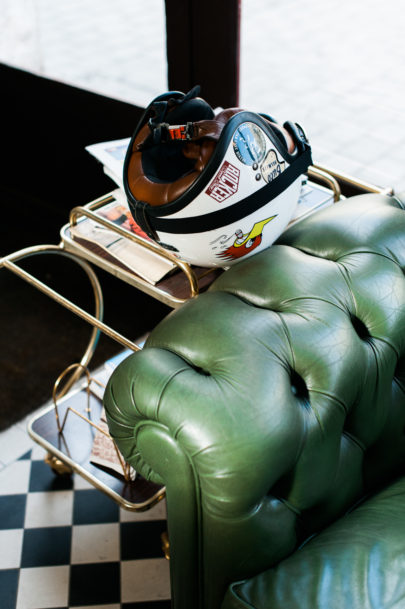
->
0, 64, 169, 429
1, 63, 143, 255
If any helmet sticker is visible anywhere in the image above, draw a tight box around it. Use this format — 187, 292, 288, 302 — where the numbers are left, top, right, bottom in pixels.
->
260, 149, 286, 183
205, 160, 240, 203
233, 122, 266, 165
213, 215, 277, 261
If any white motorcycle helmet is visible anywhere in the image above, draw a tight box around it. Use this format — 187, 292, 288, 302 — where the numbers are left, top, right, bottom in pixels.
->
123, 86, 312, 267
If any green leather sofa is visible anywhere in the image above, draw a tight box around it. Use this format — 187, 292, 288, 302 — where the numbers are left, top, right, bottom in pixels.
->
104, 191, 405, 609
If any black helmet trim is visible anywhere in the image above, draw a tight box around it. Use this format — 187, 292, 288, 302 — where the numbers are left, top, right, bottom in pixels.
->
123, 88, 312, 244
123, 86, 314, 266
148, 145, 311, 235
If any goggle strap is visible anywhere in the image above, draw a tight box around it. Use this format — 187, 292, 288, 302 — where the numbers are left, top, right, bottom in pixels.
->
161, 120, 223, 142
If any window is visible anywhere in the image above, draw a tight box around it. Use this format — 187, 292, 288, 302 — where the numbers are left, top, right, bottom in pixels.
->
240, 0, 405, 189
0, 0, 167, 107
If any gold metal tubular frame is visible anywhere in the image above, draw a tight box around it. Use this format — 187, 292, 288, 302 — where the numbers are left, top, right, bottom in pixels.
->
52, 362, 133, 481
69, 201, 199, 299
28, 399, 166, 511
307, 166, 341, 201
313, 163, 393, 196
0, 246, 163, 511
0, 245, 140, 388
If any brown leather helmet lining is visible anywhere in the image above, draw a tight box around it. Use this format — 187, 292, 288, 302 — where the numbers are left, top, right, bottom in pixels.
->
126, 109, 296, 207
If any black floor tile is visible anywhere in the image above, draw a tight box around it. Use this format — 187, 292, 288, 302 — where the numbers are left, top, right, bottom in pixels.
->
73, 488, 119, 524
18, 450, 33, 460
69, 562, 120, 606
0, 494, 27, 529
0, 569, 19, 609
120, 520, 167, 560
29, 459, 73, 492
20, 526, 72, 567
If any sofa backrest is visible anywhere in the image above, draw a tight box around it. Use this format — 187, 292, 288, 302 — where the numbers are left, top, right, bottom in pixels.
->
105, 193, 405, 609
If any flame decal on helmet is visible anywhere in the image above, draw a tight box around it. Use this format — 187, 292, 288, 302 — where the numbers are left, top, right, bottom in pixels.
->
217, 215, 277, 261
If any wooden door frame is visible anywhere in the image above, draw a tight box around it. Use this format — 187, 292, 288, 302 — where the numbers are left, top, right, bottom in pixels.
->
164, 0, 241, 108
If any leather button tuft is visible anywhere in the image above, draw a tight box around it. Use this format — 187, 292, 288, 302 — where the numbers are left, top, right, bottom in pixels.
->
350, 314, 371, 341
291, 370, 310, 406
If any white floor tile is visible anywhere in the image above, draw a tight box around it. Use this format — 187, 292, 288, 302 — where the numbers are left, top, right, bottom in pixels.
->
0, 425, 34, 465
0, 529, 24, 568
0, 459, 31, 495
71, 523, 120, 564
17, 565, 70, 609
24, 490, 74, 528
30, 442, 48, 461
121, 558, 171, 603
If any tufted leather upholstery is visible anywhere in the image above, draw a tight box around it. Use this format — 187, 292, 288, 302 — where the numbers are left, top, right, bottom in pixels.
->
104, 192, 405, 609
223, 474, 405, 608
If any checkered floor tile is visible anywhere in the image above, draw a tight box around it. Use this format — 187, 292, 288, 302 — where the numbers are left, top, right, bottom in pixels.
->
0, 443, 171, 609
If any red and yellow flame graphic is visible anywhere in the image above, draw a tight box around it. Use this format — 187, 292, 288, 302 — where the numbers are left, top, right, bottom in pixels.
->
217, 215, 276, 261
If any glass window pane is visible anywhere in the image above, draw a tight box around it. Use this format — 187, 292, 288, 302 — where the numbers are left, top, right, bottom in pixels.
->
240, 0, 405, 190
0, 0, 167, 107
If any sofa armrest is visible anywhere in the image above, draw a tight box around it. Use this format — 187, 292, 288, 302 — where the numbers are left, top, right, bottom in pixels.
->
104, 193, 405, 609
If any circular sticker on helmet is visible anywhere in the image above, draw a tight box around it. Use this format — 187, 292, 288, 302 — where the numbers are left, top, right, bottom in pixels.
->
233, 122, 266, 165
260, 149, 286, 183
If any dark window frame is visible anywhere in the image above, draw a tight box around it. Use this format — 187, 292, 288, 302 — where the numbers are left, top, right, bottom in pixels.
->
164, 0, 241, 108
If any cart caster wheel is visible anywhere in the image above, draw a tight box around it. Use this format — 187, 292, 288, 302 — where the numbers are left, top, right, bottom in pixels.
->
161, 531, 170, 560
45, 452, 73, 476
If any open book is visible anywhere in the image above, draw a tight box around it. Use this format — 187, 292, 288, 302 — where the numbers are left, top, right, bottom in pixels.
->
85, 138, 130, 190
290, 177, 334, 225
90, 408, 136, 480
69, 190, 177, 285
89, 347, 142, 479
